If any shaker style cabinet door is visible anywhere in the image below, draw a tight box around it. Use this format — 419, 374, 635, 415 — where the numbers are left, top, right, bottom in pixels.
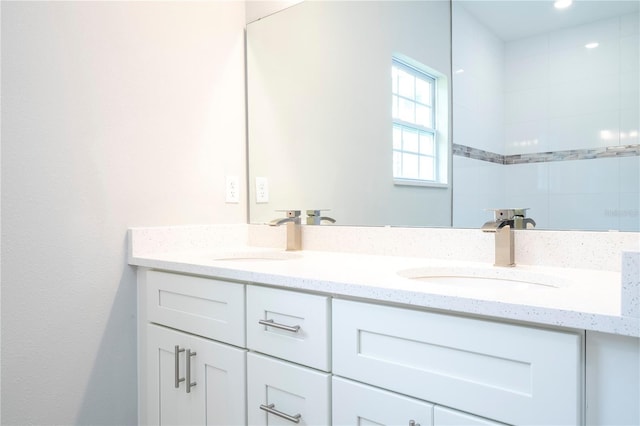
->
145, 324, 247, 426
332, 377, 434, 426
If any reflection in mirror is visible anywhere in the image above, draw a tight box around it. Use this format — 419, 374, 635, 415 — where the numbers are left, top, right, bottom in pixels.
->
452, 1, 639, 231
247, 1, 452, 227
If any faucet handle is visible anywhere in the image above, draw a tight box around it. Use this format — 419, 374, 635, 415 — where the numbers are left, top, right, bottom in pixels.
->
306, 209, 336, 225
276, 210, 301, 218
487, 208, 530, 221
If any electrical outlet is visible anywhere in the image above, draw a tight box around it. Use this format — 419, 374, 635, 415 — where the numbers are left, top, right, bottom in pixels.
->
225, 176, 240, 203
255, 177, 269, 203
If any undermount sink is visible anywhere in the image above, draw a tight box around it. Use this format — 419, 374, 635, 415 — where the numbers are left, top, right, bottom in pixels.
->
210, 249, 302, 262
397, 266, 570, 290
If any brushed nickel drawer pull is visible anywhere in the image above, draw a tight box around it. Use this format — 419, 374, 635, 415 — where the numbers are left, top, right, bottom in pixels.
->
259, 318, 301, 333
186, 349, 197, 393
174, 345, 185, 388
259, 403, 301, 423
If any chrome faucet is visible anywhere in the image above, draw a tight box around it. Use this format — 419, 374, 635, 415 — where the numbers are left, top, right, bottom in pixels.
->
306, 209, 336, 225
482, 208, 536, 267
269, 210, 302, 251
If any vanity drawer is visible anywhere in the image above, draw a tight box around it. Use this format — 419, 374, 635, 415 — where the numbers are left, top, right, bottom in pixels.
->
247, 285, 330, 371
434, 406, 506, 426
332, 299, 581, 426
247, 352, 331, 426
145, 270, 245, 347
333, 376, 434, 426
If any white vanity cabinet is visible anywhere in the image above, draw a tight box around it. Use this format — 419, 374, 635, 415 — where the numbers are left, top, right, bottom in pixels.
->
138, 270, 248, 426
137, 268, 588, 426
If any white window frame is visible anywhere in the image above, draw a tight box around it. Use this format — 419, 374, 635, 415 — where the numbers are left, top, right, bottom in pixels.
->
392, 57, 448, 187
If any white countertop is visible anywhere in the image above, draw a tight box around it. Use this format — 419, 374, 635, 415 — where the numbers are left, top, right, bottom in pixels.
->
129, 243, 640, 338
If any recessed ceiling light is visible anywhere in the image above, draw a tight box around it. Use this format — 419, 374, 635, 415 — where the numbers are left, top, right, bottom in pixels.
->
585, 42, 599, 49
554, 0, 573, 9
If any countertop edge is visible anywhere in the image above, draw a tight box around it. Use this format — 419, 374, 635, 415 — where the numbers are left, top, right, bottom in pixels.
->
128, 255, 640, 338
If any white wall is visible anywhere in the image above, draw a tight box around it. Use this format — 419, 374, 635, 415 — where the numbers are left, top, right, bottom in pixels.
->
452, 3, 506, 228
504, 12, 639, 231
452, 2, 504, 155
245, 0, 302, 24
1, 1, 246, 424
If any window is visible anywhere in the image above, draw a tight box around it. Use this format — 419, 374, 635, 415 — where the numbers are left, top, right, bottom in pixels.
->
392, 58, 445, 185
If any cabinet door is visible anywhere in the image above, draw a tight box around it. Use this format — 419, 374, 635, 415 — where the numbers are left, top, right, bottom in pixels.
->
333, 377, 433, 426
146, 324, 247, 426
434, 406, 506, 426
247, 352, 331, 426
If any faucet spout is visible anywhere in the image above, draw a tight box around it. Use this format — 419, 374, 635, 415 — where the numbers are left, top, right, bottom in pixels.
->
493, 226, 515, 267
269, 210, 302, 251
482, 208, 535, 267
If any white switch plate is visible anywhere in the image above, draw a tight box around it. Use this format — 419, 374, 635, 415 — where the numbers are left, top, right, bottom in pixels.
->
255, 177, 269, 203
225, 176, 240, 203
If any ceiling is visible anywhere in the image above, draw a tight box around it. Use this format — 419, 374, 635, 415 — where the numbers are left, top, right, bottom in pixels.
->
457, 0, 640, 41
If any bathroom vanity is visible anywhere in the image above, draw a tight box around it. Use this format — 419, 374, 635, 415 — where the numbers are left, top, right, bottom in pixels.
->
130, 225, 640, 426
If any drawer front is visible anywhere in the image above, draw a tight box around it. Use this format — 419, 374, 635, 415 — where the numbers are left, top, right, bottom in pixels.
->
247, 352, 331, 426
333, 376, 433, 426
333, 299, 581, 426
145, 270, 245, 347
434, 406, 506, 426
247, 286, 330, 371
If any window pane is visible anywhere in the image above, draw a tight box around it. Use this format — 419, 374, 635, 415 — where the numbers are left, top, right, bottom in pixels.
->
392, 95, 398, 119
415, 79, 432, 105
416, 105, 432, 128
393, 151, 402, 177
403, 129, 419, 153
419, 133, 434, 155
399, 98, 414, 123
403, 153, 419, 179
393, 126, 402, 150
398, 69, 414, 99
419, 156, 435, 181
392, 67, 398, 94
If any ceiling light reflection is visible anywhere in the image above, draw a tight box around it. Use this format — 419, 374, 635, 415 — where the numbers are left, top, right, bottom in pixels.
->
554, 0, 573, 10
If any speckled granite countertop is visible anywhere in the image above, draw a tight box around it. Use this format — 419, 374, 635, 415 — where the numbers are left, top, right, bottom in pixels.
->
128, 225, 640, 337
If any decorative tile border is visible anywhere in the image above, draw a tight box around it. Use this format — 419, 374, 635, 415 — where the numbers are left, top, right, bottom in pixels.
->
453, 143, 640, 164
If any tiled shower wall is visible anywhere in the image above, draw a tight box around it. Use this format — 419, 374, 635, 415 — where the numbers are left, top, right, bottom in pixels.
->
452, 5, 639, 231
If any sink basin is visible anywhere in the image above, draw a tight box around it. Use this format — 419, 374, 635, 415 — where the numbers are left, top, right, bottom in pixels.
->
398, 266, 569, 290
210, 250, 302, 262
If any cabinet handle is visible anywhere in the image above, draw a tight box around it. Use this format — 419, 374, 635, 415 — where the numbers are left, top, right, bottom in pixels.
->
409, 421, 420, 426
258, 319, 301, 333
186, 349, 197, 393
174, 346, 185, 388
259, 403, 301, 424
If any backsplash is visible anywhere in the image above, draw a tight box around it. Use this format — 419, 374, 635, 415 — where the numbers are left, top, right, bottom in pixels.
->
249, 224, 638, 271
129, 224, 638, 272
